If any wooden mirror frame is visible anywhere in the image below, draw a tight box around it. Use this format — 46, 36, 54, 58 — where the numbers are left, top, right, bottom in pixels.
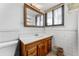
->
24, 3, 44, 27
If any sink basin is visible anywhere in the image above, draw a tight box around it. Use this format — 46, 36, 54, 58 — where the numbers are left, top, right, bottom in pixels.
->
34, 34, 39, 36
20, 34, 52, 44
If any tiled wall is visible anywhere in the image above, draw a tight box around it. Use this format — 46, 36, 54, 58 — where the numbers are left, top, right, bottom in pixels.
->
45, 29, 77, 56
78, 11, 79, 55
45, 4, 78, 56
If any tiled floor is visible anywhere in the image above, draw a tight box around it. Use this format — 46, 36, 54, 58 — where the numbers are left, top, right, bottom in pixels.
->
47, 51, 56, 56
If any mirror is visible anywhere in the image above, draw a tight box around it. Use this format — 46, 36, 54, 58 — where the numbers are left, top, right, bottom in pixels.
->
24, 4, 44, 27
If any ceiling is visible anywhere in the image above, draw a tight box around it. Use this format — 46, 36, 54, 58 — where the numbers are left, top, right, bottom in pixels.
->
32, 3, 59, 12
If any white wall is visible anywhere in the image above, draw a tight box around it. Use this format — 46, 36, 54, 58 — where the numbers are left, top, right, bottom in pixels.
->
45, 4, 78, 56
0, 3, 21, 56
0, 3, 21, 31
78, 11, 79, 55
0, 3, 44, 56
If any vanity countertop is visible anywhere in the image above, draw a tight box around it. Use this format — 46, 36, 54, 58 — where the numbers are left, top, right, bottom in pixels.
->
20, 34, 52, 44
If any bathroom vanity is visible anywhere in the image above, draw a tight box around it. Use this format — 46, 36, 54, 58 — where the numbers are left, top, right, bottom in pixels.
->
21, 4, 52, 56
20, 35, 52, 56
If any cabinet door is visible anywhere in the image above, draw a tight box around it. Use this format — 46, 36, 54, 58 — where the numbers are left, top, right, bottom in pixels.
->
38, 41, 45, 56
26, 43, 37, 56
44, 38, 52, 55
27, 46, 37, 56
47, 39, 52, 52
44, 40, 48, 55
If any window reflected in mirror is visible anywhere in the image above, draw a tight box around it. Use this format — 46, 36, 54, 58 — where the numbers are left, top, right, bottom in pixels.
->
24, 4, 44, 27
36, 15, 44, 26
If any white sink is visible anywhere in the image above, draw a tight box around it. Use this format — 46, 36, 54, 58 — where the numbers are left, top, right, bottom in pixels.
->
20, 34, 52, 44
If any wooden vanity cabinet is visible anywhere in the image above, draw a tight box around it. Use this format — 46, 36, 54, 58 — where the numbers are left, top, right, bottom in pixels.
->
37, 39, 51, 56
27, 46, 37, 56
20, 36, 52, 56
47, 38, 52, 53
25, 43, 38, 56
37, 40, 46, 56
